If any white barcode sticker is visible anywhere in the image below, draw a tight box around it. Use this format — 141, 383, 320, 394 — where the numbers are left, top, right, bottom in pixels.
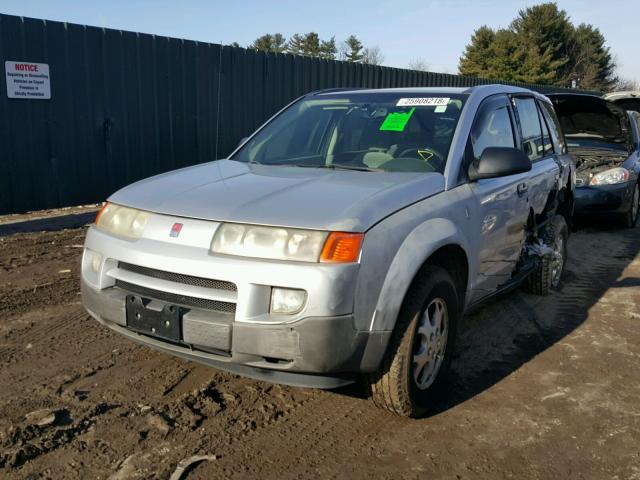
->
396, 97, 450, 107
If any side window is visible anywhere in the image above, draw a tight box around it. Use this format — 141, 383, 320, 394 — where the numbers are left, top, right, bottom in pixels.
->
540, 101, 567, 154
514, 97, 543, 161
468, 96, 515, 163
536, 101, 554, 155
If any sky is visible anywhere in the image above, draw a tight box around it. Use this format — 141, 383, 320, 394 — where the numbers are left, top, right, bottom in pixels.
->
1, 0, 638, 81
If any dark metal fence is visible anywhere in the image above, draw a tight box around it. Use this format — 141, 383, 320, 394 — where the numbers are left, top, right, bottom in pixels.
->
0, 14, 598, 214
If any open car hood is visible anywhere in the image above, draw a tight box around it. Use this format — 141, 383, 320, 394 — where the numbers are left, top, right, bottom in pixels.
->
603, 91, 640, 113
547, 94, 632, 148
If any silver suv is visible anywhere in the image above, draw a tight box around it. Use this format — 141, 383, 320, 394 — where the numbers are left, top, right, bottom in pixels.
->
81, 85, 574, 417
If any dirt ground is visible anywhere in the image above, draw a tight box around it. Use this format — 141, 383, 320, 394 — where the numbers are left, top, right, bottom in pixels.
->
0, 212, 639, 480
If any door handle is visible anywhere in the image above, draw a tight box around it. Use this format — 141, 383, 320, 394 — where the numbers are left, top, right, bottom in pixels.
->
517, 183, 528, 196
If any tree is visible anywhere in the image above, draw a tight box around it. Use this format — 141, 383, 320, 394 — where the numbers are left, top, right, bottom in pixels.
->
568, 24, 616, 91
362, 46, 384, 65
287, 32, 336, 59
229, 42, 241, 48
612, 77, 639, 91
458, 26, 495, 78
509, 3, 573, 83
407, 58, 430, 71
287, 33, 307, 56
249, 33, 287, 53
458, 2, 616, 89
341, 35, 364, 62
319, 36, 337, 60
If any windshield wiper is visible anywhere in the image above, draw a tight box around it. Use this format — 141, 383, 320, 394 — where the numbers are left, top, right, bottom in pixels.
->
280, 163, 383, 172
318, 163, 382, 172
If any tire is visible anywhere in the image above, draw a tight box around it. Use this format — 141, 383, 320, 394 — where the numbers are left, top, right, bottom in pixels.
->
522, 215, 568, 296
621, 183, 639, 229
365, 265, 459, 418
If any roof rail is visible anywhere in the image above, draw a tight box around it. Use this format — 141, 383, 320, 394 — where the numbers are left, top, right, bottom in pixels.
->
307, 87, 364, 96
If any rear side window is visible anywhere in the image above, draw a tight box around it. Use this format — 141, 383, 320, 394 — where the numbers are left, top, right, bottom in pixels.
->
540, 101, 567, 154
514, 97, 543, 161
536, 102, 554, 155
468, 96, 515, 162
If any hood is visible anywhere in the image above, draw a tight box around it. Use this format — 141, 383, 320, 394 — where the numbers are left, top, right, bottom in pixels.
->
547, 94, 632, 148
108, 160, 445, 232
603, 91, 640, 112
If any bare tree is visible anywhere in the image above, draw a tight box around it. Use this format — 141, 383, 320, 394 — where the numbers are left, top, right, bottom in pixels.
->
613, 77, 640, 91
407, 58, 430, 71
361, 46, 385, 65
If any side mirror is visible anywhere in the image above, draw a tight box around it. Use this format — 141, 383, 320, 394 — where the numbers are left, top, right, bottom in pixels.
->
468, 147, 532, 181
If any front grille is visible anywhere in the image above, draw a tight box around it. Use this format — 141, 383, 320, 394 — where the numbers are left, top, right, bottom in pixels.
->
115, 280, 237, 314
118, 262, 236, 292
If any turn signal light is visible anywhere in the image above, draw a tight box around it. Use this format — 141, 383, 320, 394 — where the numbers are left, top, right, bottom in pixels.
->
95, 202, 109, 224
320, 232, 364, 263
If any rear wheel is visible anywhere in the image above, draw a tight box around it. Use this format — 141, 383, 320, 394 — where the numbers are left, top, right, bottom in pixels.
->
622, 183, 639, 228
522, 215, 568, 296
366, 265, 459, 417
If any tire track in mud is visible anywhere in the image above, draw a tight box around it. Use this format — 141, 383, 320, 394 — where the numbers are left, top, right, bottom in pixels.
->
0, 277, 79, 318
0, 306, 88, 368
208, 391, 396, 480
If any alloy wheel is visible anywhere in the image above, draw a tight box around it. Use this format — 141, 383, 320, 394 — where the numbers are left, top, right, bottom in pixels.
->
412, 298, 449, 390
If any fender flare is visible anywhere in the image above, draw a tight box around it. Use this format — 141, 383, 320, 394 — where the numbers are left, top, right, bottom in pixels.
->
370, 217, 472, 333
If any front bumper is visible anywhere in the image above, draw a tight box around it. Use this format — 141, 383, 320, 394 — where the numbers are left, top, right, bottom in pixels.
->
82, 279, 374, 387
81, 219, 389, 388
574, 182, 634, 215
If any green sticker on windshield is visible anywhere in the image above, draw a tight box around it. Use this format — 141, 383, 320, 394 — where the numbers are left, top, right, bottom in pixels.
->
379, 107, 415, 132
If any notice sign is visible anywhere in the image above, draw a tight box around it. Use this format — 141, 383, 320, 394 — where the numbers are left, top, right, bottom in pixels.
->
5, 61, 51, 99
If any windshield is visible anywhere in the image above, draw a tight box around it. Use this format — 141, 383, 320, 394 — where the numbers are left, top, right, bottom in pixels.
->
232, 92, 467, 173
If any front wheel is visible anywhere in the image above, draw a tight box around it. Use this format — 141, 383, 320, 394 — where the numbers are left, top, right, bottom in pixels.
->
365, 265, 459, 417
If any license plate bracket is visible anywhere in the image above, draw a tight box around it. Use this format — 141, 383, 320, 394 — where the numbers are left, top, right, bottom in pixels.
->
126, 295, 183, 342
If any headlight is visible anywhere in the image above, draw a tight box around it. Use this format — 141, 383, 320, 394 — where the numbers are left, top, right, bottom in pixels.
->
211, 223, 328, 262
95, 202, 150, 239
590, 167, 630, 185
211, 224, 364, 263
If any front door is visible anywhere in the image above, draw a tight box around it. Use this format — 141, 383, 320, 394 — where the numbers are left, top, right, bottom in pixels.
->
466, 95, 530, 302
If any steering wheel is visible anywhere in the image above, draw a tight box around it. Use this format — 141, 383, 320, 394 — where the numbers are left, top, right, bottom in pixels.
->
396, 146, 445, 168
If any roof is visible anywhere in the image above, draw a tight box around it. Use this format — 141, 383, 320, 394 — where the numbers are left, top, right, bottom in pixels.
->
311, 84, 539, 98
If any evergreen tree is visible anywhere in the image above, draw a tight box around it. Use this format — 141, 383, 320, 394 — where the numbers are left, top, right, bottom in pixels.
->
569, 24, 617, 91
458, 26, 495, 78
342, 35, 364, 62
287, 33, 306, 56
458, 2, 617, 89
287, 32, 336, 59
509, 3, 573, 83
319, 37, 337, 60
249, 33, 287, 53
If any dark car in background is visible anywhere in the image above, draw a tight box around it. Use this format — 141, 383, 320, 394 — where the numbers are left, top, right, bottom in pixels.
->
547, 94, 640, 228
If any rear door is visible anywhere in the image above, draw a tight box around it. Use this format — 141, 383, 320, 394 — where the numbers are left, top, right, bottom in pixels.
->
511, 96, 560, 220
466, 95, 530, 302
